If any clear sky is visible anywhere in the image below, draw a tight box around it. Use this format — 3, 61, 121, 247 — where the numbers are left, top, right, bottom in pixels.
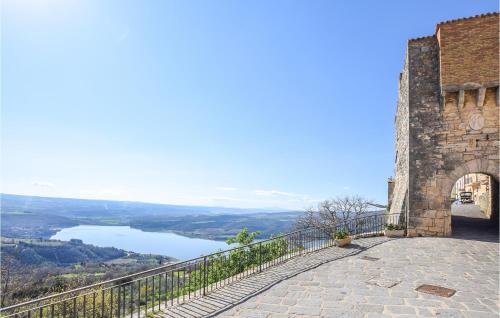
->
1, 0, 497, 210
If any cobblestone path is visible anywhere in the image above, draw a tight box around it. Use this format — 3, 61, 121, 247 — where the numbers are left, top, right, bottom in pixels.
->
155, 236, 390, 317
157, 233, 499, 318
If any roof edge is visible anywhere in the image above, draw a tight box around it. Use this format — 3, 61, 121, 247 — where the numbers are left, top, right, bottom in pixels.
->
407, 13, 498, 45
436, 12, 499, 29
408, 35, 435, 44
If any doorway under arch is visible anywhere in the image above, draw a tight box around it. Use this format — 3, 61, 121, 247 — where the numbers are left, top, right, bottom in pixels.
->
426, 158, 500, 237
449, 173, 499, 237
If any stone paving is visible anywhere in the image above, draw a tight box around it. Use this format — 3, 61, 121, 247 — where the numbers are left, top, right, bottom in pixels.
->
217, 233, 499, 318
157, 236, 391, 318
451, 203, 487, 219
157, 230, 499, 318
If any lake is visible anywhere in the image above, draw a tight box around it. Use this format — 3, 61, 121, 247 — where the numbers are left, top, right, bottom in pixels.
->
51, 225, 230, 260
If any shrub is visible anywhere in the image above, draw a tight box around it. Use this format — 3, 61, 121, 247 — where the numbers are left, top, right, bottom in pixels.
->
334, 229, 349, 240
384, 223, 403, 230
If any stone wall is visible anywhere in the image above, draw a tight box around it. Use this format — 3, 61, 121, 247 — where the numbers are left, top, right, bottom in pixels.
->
392, 13, 500, 236
477, 177, 491, 218
406, 36, 445, 236
387, 178, 395, 207
389, 54, 409, 225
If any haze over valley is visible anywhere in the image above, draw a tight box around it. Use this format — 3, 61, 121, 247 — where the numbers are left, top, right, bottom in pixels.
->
1, 193, 301, 241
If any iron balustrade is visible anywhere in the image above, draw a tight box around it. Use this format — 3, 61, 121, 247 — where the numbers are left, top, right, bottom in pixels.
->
0, 213, 404, 318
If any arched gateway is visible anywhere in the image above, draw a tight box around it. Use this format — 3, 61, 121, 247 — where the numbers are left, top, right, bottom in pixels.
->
388, 13, 500, 236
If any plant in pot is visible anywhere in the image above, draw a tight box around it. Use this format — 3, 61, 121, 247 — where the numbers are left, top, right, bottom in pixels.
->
384, 223, 405, 237
333, 229, 351, 247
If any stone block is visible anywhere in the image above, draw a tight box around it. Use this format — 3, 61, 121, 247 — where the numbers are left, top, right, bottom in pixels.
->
414, 217, 433, 227
434, 210, 447, 218
421, 210, 437, 218
288, 306, 321, 316
257, 304, 288, 313
483, 127, 498, 134
479, 158, 490, 172
434, 218, 444, 227
463, 154, 475, 162
487, 161, 499, 176
466, 159, 481, 173
406, 229, 418, 237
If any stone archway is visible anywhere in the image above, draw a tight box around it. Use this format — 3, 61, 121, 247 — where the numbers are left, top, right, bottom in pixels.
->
442, 159, 499, 193
402, 159, 499, 237
439, 159, 499, 235
389, 13, 499, 237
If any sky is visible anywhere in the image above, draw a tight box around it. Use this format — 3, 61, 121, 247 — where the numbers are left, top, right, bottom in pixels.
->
1, 0, 497, 210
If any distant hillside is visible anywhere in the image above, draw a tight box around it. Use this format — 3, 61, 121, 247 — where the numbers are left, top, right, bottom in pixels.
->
1, 211, 79, 238
1, 237, 127, 266
130, 212, 302, 240
1, 193, 296, 218
1, 193, 301, 240
0, 237, 174, 306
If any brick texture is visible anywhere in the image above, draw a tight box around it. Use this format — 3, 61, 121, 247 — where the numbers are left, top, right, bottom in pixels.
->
437, 13, 499, 86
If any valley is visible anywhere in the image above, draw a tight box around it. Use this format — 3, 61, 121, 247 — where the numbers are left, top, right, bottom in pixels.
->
1, 193, 301, 240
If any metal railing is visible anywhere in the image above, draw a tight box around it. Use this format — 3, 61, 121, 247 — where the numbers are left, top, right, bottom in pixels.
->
1, 213, 404, 318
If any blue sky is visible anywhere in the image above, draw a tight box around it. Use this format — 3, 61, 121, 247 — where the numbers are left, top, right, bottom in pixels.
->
1, 0, 497, 210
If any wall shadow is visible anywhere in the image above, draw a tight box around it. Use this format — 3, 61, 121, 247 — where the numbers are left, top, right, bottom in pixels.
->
451, 215, 499, 243
156, 236, 392, 318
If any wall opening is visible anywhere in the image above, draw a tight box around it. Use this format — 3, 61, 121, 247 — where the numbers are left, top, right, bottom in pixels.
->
450, 173, 499, 237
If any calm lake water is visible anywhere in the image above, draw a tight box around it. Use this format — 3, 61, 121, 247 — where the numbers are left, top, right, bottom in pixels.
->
51, 225, 230, 260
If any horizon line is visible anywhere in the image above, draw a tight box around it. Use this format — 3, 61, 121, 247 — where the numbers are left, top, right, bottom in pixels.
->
0, 192, 302, 212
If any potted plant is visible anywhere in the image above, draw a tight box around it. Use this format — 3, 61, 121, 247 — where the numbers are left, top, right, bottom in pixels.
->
334, 229, 351, 247
384, 223, 405, 237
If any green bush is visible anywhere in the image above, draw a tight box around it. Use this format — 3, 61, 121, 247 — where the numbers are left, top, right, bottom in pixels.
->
384, 223, 403, 230
334, 229, 349, 240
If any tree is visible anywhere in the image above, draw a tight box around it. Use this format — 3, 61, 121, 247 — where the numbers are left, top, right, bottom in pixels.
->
295, 195, 370, 234
225, 228, 261, 246
1, 255, 14, 307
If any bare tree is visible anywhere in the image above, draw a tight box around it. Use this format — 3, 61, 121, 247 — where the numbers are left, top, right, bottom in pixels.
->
296, 195, 370, 234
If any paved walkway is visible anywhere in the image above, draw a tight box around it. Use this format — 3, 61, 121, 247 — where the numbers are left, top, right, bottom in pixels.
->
451, 203, 487, 219
217, 234, 499, 318
156, 236, 391, 317
452, 204, 499, 238
156, 232, 499, 318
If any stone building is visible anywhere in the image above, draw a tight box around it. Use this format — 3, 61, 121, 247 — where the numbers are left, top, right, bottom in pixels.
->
389, 13, 499, 236
452, 173, 494, 218
452, 173, 489, 202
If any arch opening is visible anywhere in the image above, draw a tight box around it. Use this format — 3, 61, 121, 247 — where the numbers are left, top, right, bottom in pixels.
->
449, 173, 499, 237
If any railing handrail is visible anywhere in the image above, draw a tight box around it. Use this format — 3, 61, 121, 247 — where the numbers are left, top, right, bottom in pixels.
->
0, 228, 308, 311
0, 212, 402, 312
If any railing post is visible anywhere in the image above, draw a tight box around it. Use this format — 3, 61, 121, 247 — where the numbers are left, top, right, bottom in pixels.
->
299, 232, 303, 254
137, 282, 140, 318
203, 256, 207, 296
259, 242, 262, 272
117, 286, 121, 318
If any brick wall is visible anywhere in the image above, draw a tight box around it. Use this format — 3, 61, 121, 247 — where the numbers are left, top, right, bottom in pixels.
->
437, 13, 499, 87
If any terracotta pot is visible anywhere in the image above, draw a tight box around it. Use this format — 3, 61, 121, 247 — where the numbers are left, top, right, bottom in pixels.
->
384, 229, 405, 237
334, 237, 352, 247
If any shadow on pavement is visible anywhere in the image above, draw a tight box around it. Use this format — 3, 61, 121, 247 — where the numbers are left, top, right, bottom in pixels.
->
451, 215, 499, 243
154, 236, 392, 318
